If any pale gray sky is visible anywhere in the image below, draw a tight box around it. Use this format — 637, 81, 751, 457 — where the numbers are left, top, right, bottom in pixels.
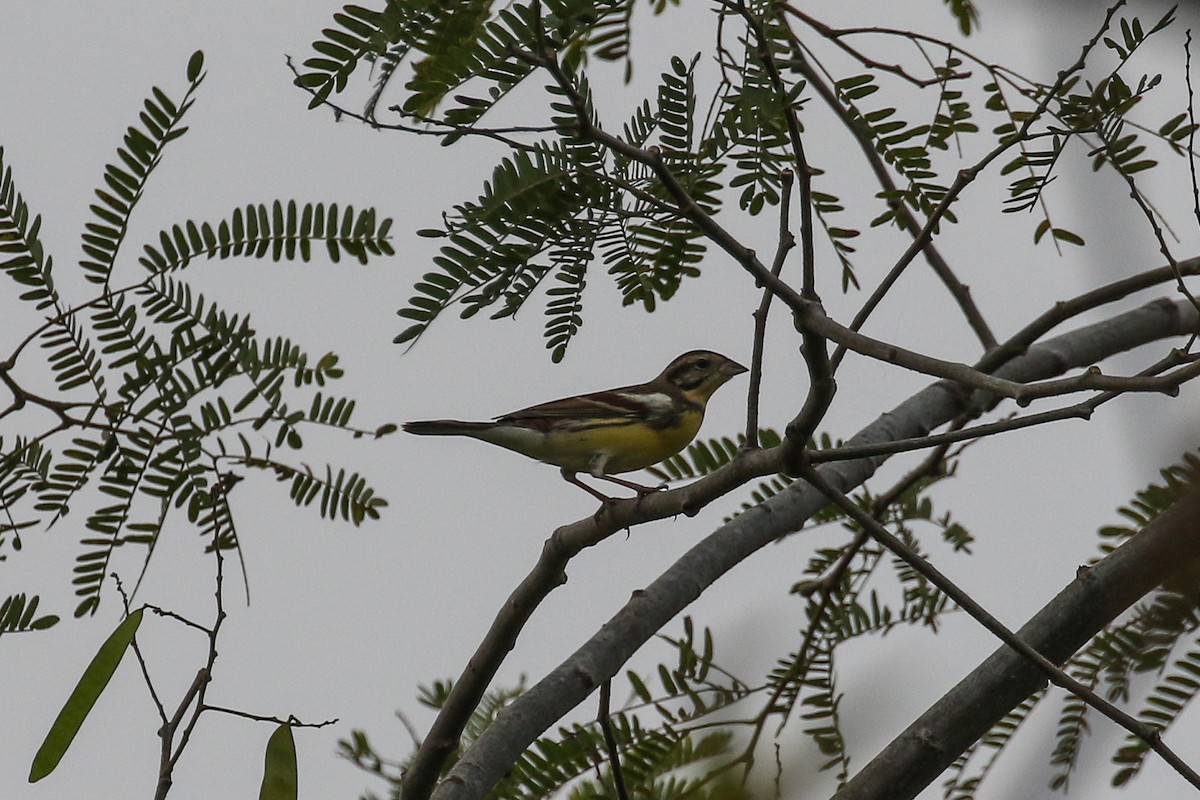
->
3, 2, 1200, 799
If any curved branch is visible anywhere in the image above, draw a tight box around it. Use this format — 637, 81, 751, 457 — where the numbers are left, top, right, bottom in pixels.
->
398, 444, 783, 800
979, 257, 1200, 373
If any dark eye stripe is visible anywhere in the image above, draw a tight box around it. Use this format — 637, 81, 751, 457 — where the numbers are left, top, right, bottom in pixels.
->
671, 369, 708, 391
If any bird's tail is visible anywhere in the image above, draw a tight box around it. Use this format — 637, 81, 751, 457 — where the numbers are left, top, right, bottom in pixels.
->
403, 420, 492, 437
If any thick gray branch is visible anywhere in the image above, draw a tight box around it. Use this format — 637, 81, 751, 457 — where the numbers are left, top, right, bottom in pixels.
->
430, 297, 1198, 800
833, 486, 1200, 800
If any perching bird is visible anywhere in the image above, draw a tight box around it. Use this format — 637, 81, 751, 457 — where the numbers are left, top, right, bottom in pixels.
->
404, 350, 748, 502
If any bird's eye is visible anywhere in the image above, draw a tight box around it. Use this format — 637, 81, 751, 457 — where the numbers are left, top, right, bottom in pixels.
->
695, 357, 711, 369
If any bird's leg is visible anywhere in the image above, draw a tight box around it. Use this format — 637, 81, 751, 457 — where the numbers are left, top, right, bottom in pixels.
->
587, 453, 665, 498
595, 473, 666, 496
561, 469, 616, 504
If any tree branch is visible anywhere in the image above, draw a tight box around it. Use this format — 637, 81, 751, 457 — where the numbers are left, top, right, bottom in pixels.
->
799, 462, 1200, 794
781, 41, 997, 351
833, 487, 1200, 800
746, 169, 795, 446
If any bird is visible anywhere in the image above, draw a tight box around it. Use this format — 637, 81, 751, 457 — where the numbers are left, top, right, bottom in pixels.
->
404, 350, 748, 502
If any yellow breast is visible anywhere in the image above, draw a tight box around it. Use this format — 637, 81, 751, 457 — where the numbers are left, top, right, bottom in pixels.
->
536, 409, 704, 474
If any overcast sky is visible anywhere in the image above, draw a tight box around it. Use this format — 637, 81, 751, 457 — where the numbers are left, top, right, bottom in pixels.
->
4, 2, 1200, 799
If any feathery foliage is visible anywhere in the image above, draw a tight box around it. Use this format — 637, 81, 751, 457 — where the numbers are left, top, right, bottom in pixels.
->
299, 0, 1195, 367
1, 50, 394, 623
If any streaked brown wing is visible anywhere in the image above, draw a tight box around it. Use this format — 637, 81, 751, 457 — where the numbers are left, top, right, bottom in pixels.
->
497, 384, 657, 422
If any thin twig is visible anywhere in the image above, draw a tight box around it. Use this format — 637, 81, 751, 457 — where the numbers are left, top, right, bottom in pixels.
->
113, 575, 171, 726
816, 347, 1197, 463
1188, 32, 1200, 235
746, 169, 795, 446
284, 56, 552, 152
726, 0, 835, 449
782, 44, 997, 352
153, 546, 226, 800
597, 681, 630, 800
783, 6, 970, 87
202, 705, 338, 728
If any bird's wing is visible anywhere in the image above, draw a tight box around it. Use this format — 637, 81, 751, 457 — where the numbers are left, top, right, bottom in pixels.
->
498, 383, 674, 423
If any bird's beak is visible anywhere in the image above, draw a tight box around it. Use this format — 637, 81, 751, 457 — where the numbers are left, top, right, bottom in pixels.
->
722, 359, 749, 377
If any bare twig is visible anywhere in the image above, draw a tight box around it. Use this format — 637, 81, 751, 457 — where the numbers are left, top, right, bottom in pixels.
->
746, 169, 795, 446
597, 681, 630, 800
1188, 32, 1200, 234
203, 706, 338, 728
113, 575, 171, 727
783, 6, 971, 87
811, 348, 1198, 463
153, 546, 227, 800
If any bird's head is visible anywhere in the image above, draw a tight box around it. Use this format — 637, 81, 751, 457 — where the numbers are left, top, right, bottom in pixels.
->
658, 350, 748, 402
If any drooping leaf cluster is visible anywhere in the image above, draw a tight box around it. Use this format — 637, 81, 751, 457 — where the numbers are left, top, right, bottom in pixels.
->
300, 1, 1195, 365
0, 51, 394, 621
993, 7, 1189, 251
391, 52, 720, 361
293, 1, 781, 360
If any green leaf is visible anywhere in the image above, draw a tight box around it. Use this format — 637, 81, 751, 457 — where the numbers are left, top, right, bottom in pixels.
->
259, 723, 298, 800
138, 202, 392, 274
1033, 218, 1052, 244
0, 594, 60, 635
1051, 227, 1085, 247
0, 147, 58, 310
187, 50, 205, 82
29, 608, 144, 782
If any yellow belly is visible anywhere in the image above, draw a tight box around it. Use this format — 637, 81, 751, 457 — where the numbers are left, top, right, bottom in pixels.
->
479, 411, 703, 474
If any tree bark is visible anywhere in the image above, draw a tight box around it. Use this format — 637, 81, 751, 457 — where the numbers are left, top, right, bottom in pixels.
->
833, 487, 1200, 800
